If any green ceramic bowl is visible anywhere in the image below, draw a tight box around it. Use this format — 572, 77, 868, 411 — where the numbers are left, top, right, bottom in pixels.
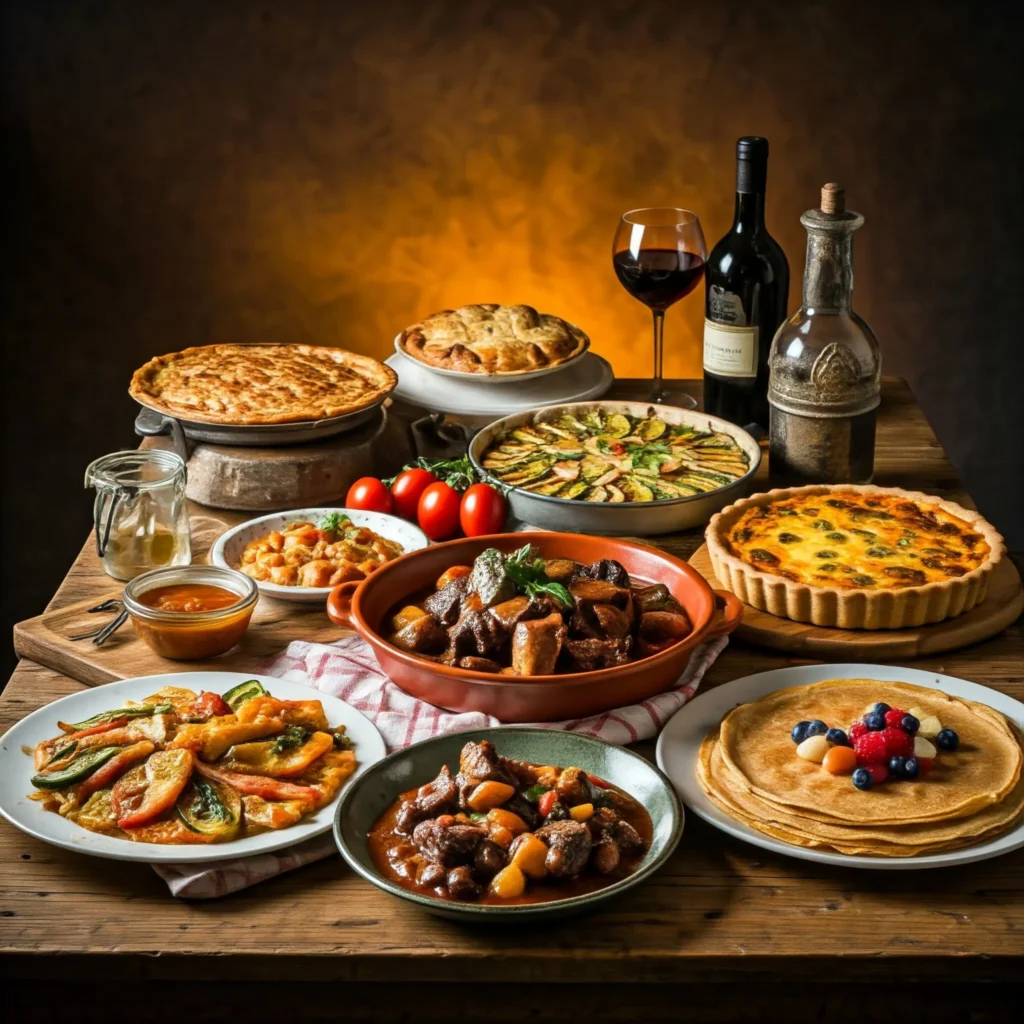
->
333, 727, 684, 920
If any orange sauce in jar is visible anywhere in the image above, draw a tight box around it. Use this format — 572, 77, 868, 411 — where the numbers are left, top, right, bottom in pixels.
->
138, 584, 241, 614
130, 583, 254, 660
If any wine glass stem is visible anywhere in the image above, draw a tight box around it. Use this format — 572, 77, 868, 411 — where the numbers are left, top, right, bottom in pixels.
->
650, 309, 666, 402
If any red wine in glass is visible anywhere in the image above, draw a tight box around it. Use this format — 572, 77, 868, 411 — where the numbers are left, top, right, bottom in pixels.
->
612, 249, 706, 310
612, 209, 708, 406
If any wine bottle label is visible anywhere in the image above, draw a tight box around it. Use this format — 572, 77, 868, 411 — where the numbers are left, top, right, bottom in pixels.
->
703, 320, 758, 377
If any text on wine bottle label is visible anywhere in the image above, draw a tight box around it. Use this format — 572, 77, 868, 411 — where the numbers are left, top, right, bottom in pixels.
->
703, 320, 758, 377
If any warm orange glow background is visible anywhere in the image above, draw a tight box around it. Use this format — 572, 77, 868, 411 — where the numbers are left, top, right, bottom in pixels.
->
5, 0, 1023, 672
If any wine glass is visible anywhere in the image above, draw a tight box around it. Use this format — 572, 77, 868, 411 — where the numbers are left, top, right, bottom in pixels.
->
612, 208, 707, 406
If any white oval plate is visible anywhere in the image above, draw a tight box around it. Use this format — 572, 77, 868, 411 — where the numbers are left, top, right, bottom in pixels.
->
210, 508, 430, 603
0, 671, 387, 864
392, 332, 590, 385
656, 663, 1024, 870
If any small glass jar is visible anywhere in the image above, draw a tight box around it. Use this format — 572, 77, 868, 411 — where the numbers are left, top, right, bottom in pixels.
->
122, 565, 258, 660
85, 450, 192, 580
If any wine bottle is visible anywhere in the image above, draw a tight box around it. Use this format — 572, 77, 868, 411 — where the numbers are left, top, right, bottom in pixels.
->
703, 136, 789, 431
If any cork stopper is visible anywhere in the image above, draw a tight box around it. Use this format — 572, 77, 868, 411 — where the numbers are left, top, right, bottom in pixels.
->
820, 183, 845, 215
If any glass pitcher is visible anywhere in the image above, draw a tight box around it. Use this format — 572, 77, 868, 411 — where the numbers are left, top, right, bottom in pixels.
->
85, 450, 192, 580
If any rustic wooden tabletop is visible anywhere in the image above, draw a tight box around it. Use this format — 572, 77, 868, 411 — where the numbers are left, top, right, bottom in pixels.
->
2, 378, 1021, 1020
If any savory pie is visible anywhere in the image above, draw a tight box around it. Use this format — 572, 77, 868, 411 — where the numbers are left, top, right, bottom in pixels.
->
397, 304, 589, 375
130, 344, 397, 426
706, 485, 1005, 629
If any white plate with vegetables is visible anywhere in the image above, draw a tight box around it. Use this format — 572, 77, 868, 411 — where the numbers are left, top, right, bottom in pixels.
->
0, 672, 386, 863
210, 508, 430, 603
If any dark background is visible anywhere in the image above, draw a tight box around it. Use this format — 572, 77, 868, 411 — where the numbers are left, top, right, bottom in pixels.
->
2, 0, 1023, 681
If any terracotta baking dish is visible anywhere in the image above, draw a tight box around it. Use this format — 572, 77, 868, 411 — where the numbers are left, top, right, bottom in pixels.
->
326, 532, 742, 723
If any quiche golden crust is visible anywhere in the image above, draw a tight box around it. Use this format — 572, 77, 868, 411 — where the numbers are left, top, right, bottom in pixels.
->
398, 303, 589, 375
130, 345, 397, 426
705, 485, 1005, 629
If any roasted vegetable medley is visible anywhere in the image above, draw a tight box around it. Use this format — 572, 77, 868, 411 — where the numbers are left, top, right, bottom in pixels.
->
386, 544, 692, 674
28, 681, 357, 844
369, 740, 652, 904
479, 407, 750, 502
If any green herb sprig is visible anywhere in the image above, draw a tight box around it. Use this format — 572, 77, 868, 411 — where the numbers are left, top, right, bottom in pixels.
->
317, 512, 351, 533
504, 544, 573, 609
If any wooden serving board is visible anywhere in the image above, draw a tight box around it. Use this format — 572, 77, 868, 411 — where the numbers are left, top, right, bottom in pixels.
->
688, 544, 1023, 658
12, 591, 354, 687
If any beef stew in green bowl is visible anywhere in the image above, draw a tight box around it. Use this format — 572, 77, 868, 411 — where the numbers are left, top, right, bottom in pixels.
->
333, 728, 683, 920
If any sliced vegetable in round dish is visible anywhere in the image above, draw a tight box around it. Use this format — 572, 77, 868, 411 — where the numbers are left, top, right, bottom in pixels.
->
478, 406, 751, 504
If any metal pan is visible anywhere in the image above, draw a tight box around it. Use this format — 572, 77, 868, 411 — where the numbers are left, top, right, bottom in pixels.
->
134, 398, 386, 451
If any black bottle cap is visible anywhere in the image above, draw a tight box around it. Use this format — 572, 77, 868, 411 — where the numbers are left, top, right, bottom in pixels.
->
736, 136, 768, 193
737, 136, 769, 161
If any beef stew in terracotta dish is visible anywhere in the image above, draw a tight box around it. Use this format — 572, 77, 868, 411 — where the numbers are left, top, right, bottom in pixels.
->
368, 739, 652, 905
385, 543, 693, 675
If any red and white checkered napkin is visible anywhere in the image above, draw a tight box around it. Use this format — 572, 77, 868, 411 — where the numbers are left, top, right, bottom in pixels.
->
152, 633, 727, 898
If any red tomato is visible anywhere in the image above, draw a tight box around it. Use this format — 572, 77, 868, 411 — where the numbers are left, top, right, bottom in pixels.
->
345, 477, 394, 514
459, 483, 507, 536
537, 790, 558, 818
417, 482, 462, 541
390, 468, 438, 521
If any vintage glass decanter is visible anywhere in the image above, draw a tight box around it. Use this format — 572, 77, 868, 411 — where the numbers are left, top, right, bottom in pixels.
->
768, 183, 880, 484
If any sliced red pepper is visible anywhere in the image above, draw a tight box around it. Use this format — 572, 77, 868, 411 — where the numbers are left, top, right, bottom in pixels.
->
586, 773, 611, 790
76, 740, 155, 798
56, 717, 129, 742
188, 691, 232, 720
195, 762, 317, 802
537, 790, 558, 818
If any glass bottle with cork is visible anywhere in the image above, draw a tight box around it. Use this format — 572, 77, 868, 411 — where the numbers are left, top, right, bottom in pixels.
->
768, 183, 880, 485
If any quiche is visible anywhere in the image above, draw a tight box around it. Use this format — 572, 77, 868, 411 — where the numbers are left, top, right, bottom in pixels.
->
706, 485, 1005, 629
397, 303, 589, 376
130, 344, 397, 426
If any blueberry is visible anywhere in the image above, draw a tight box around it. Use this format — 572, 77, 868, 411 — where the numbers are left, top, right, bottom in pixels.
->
804, 720, 829, 738
903, 757, 920, 779
864, 711, 886, 731
791, 721, 811, 744
888, 756, 907, 777
900, 714, 920, 734
826, 728, 850, 747
852, 768, 873, 790
936, 728, 960, 751
871, 702, 891, 715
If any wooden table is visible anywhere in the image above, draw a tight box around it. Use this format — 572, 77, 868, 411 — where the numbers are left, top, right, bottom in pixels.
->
2, 379, 1022, 1022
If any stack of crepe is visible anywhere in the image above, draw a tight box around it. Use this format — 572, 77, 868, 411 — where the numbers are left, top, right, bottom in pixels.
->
698, 679, 1024, 857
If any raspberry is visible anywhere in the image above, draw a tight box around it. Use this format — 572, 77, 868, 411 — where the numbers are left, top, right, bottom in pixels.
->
917, 757, 935, 776
883, 727, 913, 758
866, 764, 890, 785
853, 731, 888, 765
849, 722, 868, 742
884, 709, 907, 728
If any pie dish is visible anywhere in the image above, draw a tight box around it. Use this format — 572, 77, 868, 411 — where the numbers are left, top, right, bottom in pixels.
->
130, 344, 397, 426
397, 304, 589, 377
706, 484, 1005, 629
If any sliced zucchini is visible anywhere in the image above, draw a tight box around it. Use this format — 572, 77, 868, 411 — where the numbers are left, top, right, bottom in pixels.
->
223, 679, 268, 710
580, 455, 611, 481
31, 746, 121, 790
500, 459, 554, 485
68, 704, 173, 732
535, 422, 579, 441
622, 477, 655, 502
604, 413, 631, 438
511, 428, 548, 445
175, 777, 241, 838
521, 477, 568, 495
556, 481, 590, 500
636, 417, 667, 441
585, 486, 608, 503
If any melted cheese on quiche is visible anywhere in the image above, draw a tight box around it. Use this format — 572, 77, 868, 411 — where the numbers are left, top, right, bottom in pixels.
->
724, 491, 989, 590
